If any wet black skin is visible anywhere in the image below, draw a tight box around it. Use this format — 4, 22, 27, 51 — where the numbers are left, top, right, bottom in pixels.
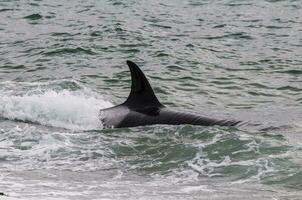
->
100, 61, 241, 128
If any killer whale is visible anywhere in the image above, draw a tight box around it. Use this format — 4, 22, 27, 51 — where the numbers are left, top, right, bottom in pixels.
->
100, 61, 241, 128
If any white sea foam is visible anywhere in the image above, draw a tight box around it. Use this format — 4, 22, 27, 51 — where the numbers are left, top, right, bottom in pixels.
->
0, 83, 113, 130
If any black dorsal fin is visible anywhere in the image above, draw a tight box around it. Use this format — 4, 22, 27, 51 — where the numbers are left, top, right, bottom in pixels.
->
123, 60, 163, 108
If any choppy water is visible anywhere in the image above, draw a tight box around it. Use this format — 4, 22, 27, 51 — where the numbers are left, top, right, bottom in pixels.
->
0, 0, 302, 199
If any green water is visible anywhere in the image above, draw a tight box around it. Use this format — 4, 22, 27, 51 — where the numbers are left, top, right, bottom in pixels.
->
0, 0, 302, 199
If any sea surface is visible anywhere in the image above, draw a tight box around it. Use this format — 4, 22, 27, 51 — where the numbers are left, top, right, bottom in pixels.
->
0, 0, 302, 199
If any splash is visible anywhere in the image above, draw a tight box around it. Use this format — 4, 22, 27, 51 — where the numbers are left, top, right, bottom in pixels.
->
0, 81, 113, 130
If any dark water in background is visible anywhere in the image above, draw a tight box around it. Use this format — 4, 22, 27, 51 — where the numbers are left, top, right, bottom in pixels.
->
0, 0, 302, 199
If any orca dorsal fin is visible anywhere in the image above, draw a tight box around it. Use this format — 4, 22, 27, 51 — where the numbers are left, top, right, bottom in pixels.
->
123, 60, 163, 109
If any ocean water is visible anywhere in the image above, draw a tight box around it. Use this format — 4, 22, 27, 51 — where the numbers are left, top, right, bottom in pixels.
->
0, 0, 302, 199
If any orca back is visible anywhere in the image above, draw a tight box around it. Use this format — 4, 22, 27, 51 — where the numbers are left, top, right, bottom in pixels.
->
99, 61, 241, 128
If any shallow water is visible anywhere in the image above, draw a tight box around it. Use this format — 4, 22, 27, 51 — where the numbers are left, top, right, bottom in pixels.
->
0, 0, 302, 199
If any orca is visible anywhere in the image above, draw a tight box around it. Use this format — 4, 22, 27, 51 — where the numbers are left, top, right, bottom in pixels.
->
99, 61, 241, 128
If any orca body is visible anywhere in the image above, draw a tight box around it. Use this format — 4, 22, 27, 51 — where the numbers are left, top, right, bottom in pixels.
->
100, 61, 241, 128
